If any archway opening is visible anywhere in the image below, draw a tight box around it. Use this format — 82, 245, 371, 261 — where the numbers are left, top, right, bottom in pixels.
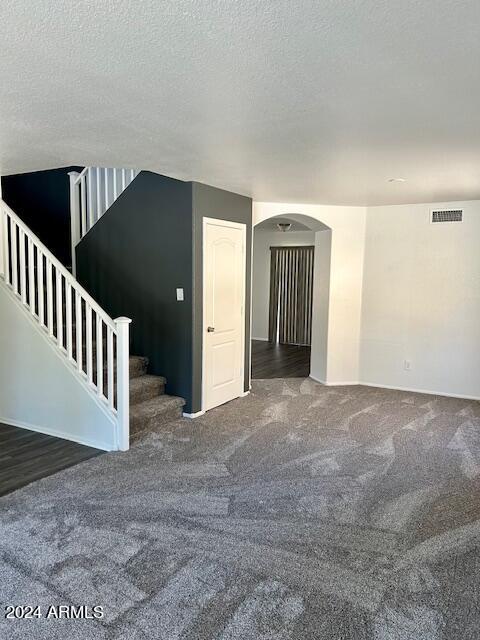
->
251, 213, 332, 381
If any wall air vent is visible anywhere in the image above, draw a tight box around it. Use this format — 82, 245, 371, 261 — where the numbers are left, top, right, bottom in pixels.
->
431, 209, 463, 223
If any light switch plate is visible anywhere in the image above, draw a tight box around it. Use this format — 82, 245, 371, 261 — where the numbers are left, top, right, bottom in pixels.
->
176, 288, 184, 301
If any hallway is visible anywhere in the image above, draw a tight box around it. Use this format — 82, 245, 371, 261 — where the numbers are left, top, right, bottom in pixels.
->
251, 339, 311, 379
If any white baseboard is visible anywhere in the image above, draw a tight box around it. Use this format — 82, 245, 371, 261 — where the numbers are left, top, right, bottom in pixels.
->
252, 337, 269, 342
185, 389, 250, 417
183, 410, 205, 419
309, 375, 359, 386
0, 415, 113, 451
308, 375, 480, 401
360, 382, 480, 402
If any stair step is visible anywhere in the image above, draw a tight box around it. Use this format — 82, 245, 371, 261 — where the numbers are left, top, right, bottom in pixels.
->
129, 355, 148, 378
130, 374, 166, 404
130, 395, 185, 437
70, 354, 148, 381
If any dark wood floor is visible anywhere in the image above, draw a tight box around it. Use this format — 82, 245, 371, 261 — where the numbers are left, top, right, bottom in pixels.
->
0, 423, 101, 497
251, 340, 311, 379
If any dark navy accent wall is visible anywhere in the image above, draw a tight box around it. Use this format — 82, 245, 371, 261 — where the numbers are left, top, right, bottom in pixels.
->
191, 182, 252, 413
75, 172, 252, 414
1, 166, 81, 267
76, 171, 194, 410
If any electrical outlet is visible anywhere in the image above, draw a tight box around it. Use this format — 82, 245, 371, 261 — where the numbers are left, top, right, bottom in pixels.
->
176, 288, 184, 301
404, 360, 412, 371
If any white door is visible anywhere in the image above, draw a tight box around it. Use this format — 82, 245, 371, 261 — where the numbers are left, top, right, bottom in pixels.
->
203, 218, 246, 412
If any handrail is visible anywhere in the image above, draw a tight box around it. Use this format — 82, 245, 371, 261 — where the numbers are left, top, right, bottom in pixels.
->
0, 198, 131, 450
72, 166, 88, 186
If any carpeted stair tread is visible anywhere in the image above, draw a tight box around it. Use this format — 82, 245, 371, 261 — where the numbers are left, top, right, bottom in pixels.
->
93, 355, 149, 381
129, 355, 148, 378
130, 394, 185, 436
130, 374, 166, 404
131, 394, 185, 418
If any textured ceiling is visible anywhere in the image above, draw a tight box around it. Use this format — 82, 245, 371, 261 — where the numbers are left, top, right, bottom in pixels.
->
1, 0, 480, 205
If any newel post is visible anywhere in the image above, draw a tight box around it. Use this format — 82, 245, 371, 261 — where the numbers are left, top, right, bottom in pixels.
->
68, 171, 80, 276
115, 317, 132, 451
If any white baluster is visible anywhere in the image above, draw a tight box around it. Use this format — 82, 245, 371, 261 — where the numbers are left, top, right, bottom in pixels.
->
78, 178, 88, 238
56, 270, 63, 348
115, 317, 131, 450
75, 290, 83, 372
66, 282, 72, 359
121, 168, 126, 190
107, 325, 114, 410
27, 237, 35, 313
96, 315, 104, 397
68, 172, 80, 277
37, 251, 44, 326
82, 175, 89, 236
46, 259, 53, 337
96, 167, 101, 222
113, 169, 118, 201
11, 220, 18, 293
19, 229, 27, 305
86, 303, 93, 384
104, 168, 109, 211
3, 212, 10, 285
88, 168, 94, 229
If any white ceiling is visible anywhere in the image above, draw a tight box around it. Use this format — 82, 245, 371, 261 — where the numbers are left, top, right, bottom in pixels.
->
1, 0, 480, 205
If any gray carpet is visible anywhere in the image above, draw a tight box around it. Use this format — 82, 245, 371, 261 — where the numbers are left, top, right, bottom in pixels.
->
1, 379, 480, 639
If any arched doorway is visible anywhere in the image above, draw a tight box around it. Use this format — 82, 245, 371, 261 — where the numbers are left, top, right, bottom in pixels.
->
251, 213, 332, 381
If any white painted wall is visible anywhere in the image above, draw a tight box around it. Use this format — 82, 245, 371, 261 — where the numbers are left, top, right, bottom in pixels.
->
310, 229, 332, 382
254, 200, 480, 399
361, 201, 480, 399
253, 203, 367, 384
0, 282, 117, 450
252, 229, 315, 340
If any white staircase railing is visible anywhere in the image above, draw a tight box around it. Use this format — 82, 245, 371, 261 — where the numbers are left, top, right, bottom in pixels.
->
69, 167, 139, 274
0, 198, 131, 450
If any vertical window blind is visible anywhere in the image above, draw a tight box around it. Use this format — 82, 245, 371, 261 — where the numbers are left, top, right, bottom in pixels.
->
268, 245, 315, 346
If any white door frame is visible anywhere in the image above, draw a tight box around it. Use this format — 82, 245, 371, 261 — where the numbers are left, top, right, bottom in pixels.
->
202, 217, 247, 413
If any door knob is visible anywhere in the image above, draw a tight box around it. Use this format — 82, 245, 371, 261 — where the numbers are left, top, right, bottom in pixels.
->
207, 326, 215, 332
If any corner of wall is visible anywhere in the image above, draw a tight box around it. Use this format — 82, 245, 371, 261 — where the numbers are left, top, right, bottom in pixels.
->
356, 206, 369, 382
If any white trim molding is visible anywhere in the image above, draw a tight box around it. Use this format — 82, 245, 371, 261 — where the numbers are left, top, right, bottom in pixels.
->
360, 382, 480, 402
309, 374, 480, 401
309, 375, 359, 386
202, 217, 247, 414
0, 416, 114, 451
183, 410, 205, 419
